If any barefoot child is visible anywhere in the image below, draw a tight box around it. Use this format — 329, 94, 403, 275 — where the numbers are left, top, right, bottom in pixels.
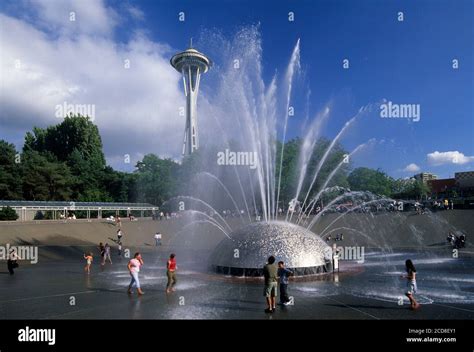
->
277, 261, 293, 305
401, 259, 420, 310
84, 252, 93, 274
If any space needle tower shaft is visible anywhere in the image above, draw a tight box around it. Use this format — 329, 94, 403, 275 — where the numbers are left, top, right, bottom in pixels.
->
170, 40, 212, 156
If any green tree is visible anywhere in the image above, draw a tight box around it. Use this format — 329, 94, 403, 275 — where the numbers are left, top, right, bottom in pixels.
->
276, 138, 300, 205
135, 154, 180, 205
0, 140, 22, 199
392, 179, 429, 200
277, 138, 350, 206
102, 166, 130, 202
21, 151, 73, 201
24, 114, 105, 168
0, 206, 19, 220
412, 180, 430, 200
23, 115, 109, 201
348, 167, 393, 197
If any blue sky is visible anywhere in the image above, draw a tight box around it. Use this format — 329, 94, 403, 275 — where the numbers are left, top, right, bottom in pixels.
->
0, 0, 473, 178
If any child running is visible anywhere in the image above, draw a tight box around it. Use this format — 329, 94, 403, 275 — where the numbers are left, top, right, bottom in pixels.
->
83, 252, 93, 274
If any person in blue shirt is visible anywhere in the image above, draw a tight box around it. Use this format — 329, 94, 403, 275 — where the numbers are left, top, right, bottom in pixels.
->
278, 261, 293, 305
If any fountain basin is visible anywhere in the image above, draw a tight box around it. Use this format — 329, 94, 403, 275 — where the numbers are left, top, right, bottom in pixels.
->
210, 221, 332, 276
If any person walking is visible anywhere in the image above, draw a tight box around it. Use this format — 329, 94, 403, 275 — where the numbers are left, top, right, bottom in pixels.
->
127, 252, 144, 295
83, 252, 93, 274
263, 256, 278, 313
117, 229, 123, 243
7, 249, 20, 275
166, 253, 177, 293
154, 232, 162, 246
277, 261, 293, 305
104, 243, 112, 264
401, 259, 420, 310
98, 242, 105, 266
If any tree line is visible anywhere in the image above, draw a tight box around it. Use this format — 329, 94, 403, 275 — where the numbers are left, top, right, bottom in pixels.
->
0, 115, 429, 208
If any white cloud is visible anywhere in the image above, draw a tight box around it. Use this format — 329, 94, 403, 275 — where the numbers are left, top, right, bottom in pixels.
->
29, 0, 118, 37
126, 5, 145, 21
0, 3, 186, 167
427, 151, 474, 166
403, 163, 420, 173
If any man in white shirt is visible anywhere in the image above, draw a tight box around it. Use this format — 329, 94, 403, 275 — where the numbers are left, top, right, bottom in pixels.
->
154, 232, 162, 246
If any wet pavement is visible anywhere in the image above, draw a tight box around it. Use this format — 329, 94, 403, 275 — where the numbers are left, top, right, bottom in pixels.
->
1, 247, 473, 319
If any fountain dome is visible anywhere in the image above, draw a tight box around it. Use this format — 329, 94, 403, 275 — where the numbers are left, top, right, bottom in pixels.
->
210, 221, 332, 276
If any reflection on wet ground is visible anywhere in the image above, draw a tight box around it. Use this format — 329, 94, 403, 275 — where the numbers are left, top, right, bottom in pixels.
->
1, 248, 472, 319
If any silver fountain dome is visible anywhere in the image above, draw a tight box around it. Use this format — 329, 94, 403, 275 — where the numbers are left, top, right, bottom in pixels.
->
210, 221, 332, 276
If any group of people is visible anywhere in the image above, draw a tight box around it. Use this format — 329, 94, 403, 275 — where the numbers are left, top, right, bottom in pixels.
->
77, 222, 424, 312
262, 256, 294, 313
433, 199, 454, 211
157, 212, 180, 220
262, 255, 421, 313
82, 246, 178, 295
126, 252, 177, 295
83, 228, 165, 275
59, 213, 76, 220
447, 232, 467, 249
83, 242, 113, 273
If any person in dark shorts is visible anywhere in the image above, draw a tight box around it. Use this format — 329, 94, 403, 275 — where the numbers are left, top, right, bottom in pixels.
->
117, 229, 123, 242
263, 255, 278, 313
278, 261, 293, 305
98, 242, 105, 266
7, 249, 20, 275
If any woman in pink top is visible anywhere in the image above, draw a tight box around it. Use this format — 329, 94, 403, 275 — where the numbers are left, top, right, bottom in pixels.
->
127, 252, 144, 295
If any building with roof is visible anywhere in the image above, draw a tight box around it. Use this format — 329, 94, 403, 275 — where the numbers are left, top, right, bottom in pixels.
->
0, 201, 158, 221
414, 172, 438, 184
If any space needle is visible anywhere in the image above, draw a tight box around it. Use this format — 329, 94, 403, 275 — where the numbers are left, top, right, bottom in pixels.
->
170, 40, 212, 156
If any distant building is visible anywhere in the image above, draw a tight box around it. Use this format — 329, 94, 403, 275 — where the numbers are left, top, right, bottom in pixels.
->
455, 171, 474, 189
427, 178, 456, 198
455, 171, 474, 199
414, 172, 437, 184
426, 171, 474, 207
